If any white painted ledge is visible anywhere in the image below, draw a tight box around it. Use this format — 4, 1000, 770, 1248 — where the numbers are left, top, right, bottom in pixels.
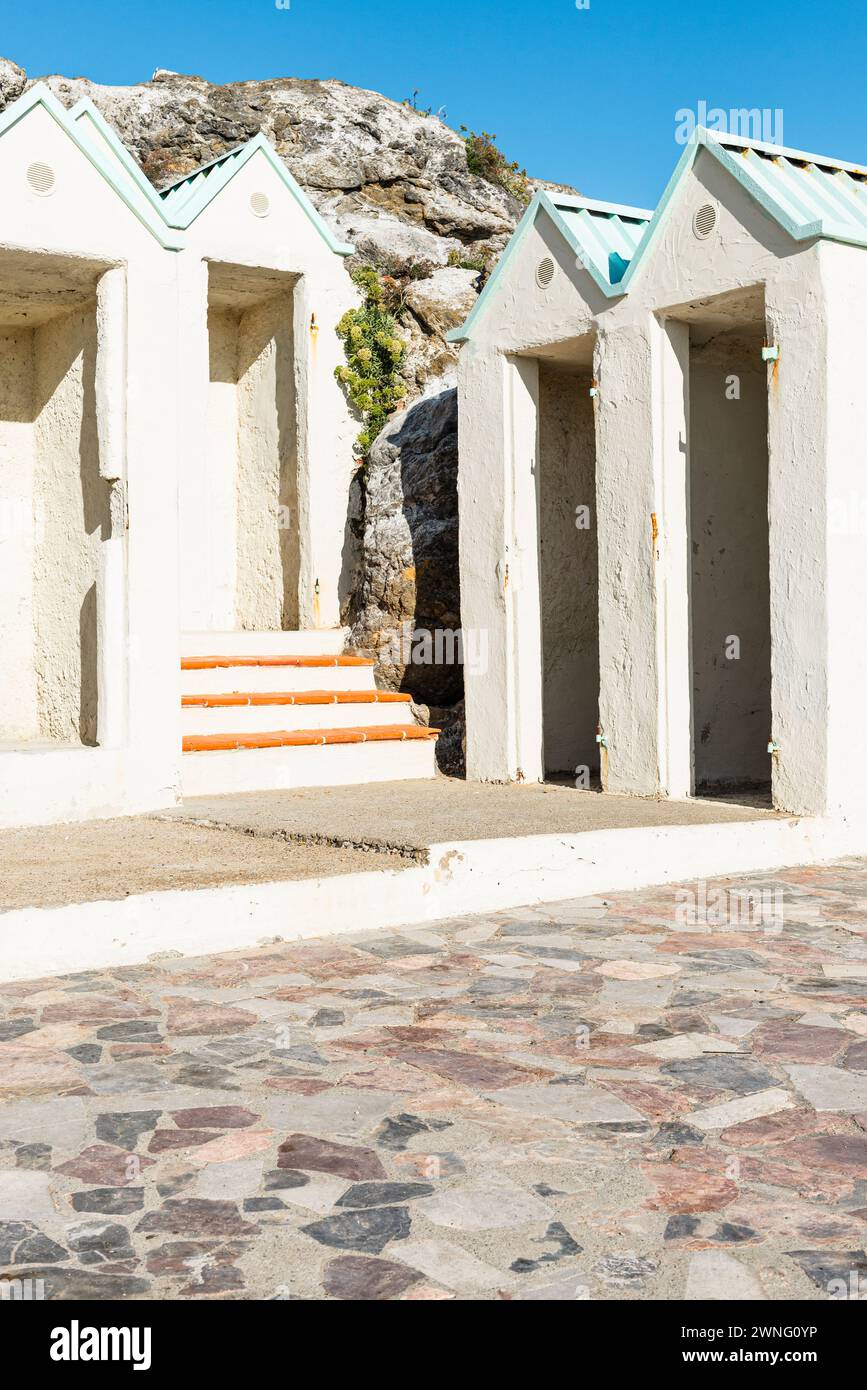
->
180, 629, 348, 657
0, 813, 864, 983
181, 736, 436, 796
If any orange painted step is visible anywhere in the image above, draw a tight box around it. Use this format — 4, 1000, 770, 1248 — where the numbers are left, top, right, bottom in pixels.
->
182, 655, 375, 670
182, 690, 412, 708
183, 724, 440, 753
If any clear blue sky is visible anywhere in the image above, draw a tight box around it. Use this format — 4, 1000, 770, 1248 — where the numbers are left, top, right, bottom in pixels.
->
4, 0, 865, 208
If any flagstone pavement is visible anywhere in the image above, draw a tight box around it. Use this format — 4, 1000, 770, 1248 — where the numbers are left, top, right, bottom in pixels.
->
2, 857, 866, 1302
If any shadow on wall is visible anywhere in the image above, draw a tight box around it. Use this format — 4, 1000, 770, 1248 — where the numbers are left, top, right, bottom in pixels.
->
274, 300, 298, 630
33, 305, 110, 745
346, 386, 462, 710
337, 465, 364, 626
228, 292, 298, 631
538, 362, 600, 779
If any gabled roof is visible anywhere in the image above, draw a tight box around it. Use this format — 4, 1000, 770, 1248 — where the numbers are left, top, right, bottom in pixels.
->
0, 82, 183, 249
616, 127, 867, 296
69, 95, 170, 218
450, 126, 867, 342
447, 190, 653, 343
156, 133, 354, 253
1, 83, 354, 258
545, 194, 652, 287
158, 146, 246, 217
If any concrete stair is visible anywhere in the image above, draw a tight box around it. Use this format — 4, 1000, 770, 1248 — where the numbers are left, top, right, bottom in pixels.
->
182, 689, 414, 736
181, 654, 378, 695
180, 630, 347, 657
179, 633, 438, 796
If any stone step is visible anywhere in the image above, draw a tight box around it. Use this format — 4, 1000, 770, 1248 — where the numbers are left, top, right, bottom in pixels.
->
181, 731, 438, 796
181, 630, 347, 658
183, 724, 438, 753
180, 654, 377, 696
181, 690, 413, 736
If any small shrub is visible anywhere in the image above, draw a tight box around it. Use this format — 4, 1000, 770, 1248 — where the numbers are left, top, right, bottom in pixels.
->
403, 88, 431, 114
402, 89, 447, 121
461, 127, 530, 204
335, 266, 407, 457
447, 248, 488, 273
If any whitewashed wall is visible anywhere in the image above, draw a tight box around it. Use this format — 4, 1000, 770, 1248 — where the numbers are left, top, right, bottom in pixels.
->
456, 143, 867, 824
177, 148, 358, 633
0, 101, 179, 827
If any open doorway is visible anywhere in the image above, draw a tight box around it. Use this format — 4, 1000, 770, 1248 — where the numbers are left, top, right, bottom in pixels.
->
686, 288, 771, 796
204, 262, 298, 631
0, 252, 109, 746
535, 343, 600, 781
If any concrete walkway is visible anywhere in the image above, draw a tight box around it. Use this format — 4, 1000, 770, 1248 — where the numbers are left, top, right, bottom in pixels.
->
167, 777, 778, 857
0, 779, 776, 911
1, 857, 865, 1301
0, 818, 398, 912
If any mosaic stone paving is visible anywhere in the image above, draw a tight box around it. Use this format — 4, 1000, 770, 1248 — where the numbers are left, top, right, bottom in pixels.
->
2, 857, 866, 1301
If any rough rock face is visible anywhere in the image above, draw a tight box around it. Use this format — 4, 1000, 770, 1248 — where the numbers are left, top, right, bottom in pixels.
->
3, 60, 526, 392
349, 387, 460, 710
8, 63, 521, 277
1, 59, 563, 758
0, 57, 26, 107
404, 267, 480, 338
431, 699, 466, 778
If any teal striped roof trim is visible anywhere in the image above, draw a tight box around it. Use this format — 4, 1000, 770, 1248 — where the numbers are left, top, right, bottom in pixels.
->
156, 133, 355, 253
1, 84, 353, 258
450, 126, 867, 343
550, 194, 652, 288
0, 84, 183, 249
69, 97, 169, 217
617, 127, 867, 295
447, 191, 652, 342
158, 147, 247, 217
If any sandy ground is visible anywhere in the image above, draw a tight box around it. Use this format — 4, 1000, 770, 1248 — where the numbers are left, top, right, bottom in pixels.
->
166, 775, 777, 856
0, 819, 410, 911
0, 778, 777, 912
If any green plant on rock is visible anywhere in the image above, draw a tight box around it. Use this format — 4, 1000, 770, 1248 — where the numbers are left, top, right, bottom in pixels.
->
335, 266, 407, 456
447, 248, 488, 273
461, 127, 530, 204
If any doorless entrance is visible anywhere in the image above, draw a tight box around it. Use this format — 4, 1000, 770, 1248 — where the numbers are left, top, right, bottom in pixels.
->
688, 310, 771, 794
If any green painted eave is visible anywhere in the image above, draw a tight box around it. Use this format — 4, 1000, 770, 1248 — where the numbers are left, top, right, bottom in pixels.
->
1, 83, 354, 260
448, 191, 652, 344
1, 84, 183, 250
618, 127, 867, 295
450, 126, 867, 345
157, 133, 355, 255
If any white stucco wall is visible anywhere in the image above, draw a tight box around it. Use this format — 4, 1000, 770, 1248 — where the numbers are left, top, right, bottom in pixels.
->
177, 148, 357, 634
205, 306, 240, 629
32, 304, 106, 744
820, 240, 867, 819
0, 327, 38, 740
0, 100, 180, 826
688, 327, 770, 789
457, 346, 512, 781
593, 319, 660, 795
199, 288, 298, 631
537, 363, 599, 776
457, 142, 864, 823
235, 292, 297, 629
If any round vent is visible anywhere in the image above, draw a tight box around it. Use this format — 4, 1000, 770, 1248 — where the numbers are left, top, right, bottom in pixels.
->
535, 256, 556, 289
26, 161, 56, 196
249, 191, 271, 218
693, 202, 717, 239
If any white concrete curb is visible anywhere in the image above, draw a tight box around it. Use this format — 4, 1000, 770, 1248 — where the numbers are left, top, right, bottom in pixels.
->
1, 814, 864, 983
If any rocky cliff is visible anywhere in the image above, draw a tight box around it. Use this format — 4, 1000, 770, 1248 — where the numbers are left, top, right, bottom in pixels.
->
0, 56, 564, 771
